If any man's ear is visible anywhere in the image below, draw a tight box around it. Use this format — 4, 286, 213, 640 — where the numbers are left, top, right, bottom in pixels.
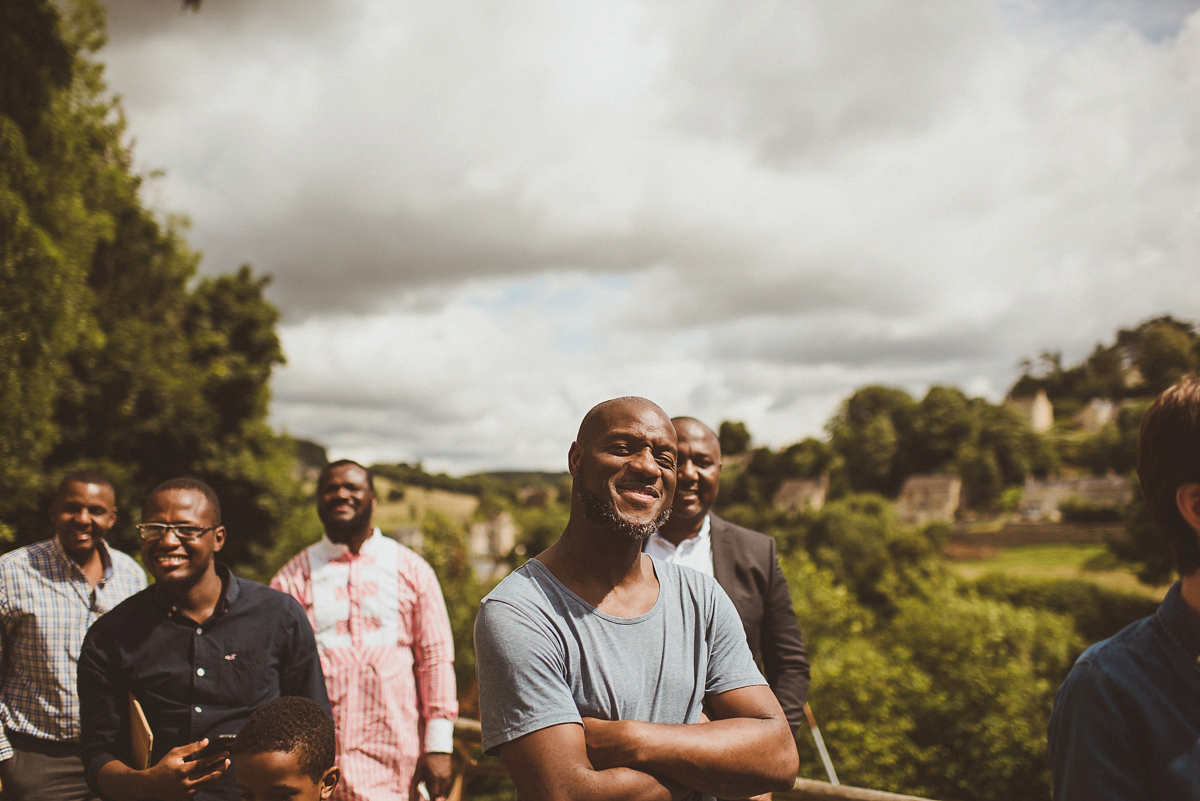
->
319, 766, 341, 799
211, 525, 227, 553
567, 441, 581, 478
1177, 484, 1200, 533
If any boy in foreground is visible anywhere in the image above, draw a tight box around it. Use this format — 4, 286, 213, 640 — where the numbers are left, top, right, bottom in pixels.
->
231, 697, 340, 801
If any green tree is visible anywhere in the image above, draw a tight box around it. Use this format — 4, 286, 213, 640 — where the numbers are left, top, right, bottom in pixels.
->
908, 386, 975, 474
1130, 318, 1197, 394
0, 0, 109, 532
0, 0, 304, 571
421, 511, 489, 713
718, 420, 752, 456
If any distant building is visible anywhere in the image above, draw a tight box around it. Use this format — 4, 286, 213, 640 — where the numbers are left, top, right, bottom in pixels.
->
895, 474, 962, 526
773, 475, 828, 514
1019, 476, 1133, 522
468, 511, 518, 581
1075, 398, 1117, 432
517, 487, 551, 507
1006, 389, 1054, 433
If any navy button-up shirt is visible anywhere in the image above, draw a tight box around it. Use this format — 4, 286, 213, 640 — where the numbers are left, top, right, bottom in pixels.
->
78, 565, 330, 801
1049, 581, 1200, 800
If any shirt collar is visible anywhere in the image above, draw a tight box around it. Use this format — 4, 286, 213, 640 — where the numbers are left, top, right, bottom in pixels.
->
48, 535, 116, 581
648, 514, 712, 552
1157, 580, 1200, 660
151, 562, 238, 616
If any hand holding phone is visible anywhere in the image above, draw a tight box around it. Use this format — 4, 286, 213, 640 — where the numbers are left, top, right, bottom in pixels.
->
184, 733, 237, 762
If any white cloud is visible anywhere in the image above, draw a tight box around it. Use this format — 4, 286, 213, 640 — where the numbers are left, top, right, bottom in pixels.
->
98, 0, 1200, 471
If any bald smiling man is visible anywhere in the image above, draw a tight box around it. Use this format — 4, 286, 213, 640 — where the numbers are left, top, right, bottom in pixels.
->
474, 397, 798, 801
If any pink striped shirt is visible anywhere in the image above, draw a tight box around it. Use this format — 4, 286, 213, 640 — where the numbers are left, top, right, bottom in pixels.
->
272, 530, 457, 801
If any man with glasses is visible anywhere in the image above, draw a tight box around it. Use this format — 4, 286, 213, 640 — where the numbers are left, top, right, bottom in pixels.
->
77, 478, 329, 801
0, 471, 145, 801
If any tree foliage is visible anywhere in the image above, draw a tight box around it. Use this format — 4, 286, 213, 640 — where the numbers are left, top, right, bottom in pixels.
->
825, 385, 1049, 509
0, 0, 301, 569
785, 548, 1084, 801
718, 420, 752, 456
1012, 315, 1200, 417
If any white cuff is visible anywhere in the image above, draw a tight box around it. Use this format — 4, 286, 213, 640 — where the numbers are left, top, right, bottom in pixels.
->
424, 718, 455, 754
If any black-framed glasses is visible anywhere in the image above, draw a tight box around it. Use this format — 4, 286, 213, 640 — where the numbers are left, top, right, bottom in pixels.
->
135, 523, 217, 542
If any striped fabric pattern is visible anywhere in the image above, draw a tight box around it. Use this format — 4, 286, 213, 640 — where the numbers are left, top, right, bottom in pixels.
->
0, 538, 147, 759
272, 530, 457, 801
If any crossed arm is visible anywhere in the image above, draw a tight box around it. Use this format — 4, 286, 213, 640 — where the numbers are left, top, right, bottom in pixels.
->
496, 684, 798, 801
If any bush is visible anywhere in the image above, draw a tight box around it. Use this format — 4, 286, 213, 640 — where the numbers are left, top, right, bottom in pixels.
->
969, 573, 1159, 646
1058, 496, 1123, 524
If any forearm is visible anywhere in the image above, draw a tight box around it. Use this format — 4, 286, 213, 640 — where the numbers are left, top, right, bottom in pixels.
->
516, 761, 687, 801
97, 759, 153, 801
587, 717, 797, 799
496, 724, 690, 801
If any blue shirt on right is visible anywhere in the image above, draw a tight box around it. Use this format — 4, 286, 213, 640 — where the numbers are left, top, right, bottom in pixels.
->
1049, 581, 1200, 800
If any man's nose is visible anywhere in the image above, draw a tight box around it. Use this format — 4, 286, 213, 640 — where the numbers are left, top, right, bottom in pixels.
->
628, 447, 659, 476
158, 527, 182, 546
678, 458, 698, 481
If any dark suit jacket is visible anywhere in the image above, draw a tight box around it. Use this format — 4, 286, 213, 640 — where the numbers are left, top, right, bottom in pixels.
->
709, 514, 810, 730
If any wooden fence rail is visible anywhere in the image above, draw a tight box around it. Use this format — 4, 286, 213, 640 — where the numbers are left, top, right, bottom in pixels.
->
451, 719, 940, 801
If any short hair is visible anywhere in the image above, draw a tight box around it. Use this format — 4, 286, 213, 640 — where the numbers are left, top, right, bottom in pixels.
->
1137, 377, 1200, 575
143, 478, 222, 525
318, 460, 374, 494
232, 696, 336, 782
55, 470, 114, 501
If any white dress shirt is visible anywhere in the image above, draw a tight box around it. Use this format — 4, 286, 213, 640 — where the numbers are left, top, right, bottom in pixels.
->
644, 514, 713, 576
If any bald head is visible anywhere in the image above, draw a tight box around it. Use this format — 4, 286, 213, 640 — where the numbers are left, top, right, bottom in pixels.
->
671, 417, 720, 455
577, 397, 673, 449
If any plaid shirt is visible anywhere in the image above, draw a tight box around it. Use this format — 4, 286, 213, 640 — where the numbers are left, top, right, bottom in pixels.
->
0, 537, 146, 758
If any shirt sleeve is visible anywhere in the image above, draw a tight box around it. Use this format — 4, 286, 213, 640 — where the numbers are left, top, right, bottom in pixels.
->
276, 592, 332, 717
758, 540, 810, 729
408, 556, 458, 752
474, 599, 582, 755
77, 619, 130, 796
704, 580, 768, 698
1048, 658, 1150, 801
0, 570, 12, 761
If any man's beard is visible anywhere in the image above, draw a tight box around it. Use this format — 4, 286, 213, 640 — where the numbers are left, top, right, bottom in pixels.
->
319, 505, 373, 540
581, 488, 671, 540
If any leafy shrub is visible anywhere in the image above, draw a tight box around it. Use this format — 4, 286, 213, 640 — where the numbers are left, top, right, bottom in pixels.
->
1058, 496, 1123, 524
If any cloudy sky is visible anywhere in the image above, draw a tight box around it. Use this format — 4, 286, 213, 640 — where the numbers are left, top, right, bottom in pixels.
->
99, 0, 1200, 474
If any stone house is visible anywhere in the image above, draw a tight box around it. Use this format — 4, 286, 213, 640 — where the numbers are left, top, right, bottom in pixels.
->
895, 474, 962, 525
773, 475, 828, 513
1006, 389, 1054, 433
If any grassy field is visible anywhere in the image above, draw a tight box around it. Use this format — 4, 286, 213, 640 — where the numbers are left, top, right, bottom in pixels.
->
946, 543, 1170, 600
371, 478, 480, 530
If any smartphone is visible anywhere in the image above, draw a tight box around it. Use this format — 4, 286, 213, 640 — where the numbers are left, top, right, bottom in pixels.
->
185, 733, 237, 762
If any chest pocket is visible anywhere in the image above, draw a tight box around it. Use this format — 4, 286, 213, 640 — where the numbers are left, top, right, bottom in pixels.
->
216, 652, 272, 706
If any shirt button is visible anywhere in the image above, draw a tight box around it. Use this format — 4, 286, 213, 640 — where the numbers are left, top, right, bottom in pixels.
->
196, 627, 203, 635
196, 668, 205, 677
195, 706, 202, 713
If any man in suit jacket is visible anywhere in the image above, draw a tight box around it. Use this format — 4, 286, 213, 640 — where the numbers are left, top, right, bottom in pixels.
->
646, 417, 810, 730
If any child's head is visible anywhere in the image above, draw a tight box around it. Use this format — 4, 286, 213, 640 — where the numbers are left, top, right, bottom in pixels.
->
231, 696, 340, 801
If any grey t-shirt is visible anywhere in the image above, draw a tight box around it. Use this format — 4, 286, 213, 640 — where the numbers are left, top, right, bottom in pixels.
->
474, 556, 765, 756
